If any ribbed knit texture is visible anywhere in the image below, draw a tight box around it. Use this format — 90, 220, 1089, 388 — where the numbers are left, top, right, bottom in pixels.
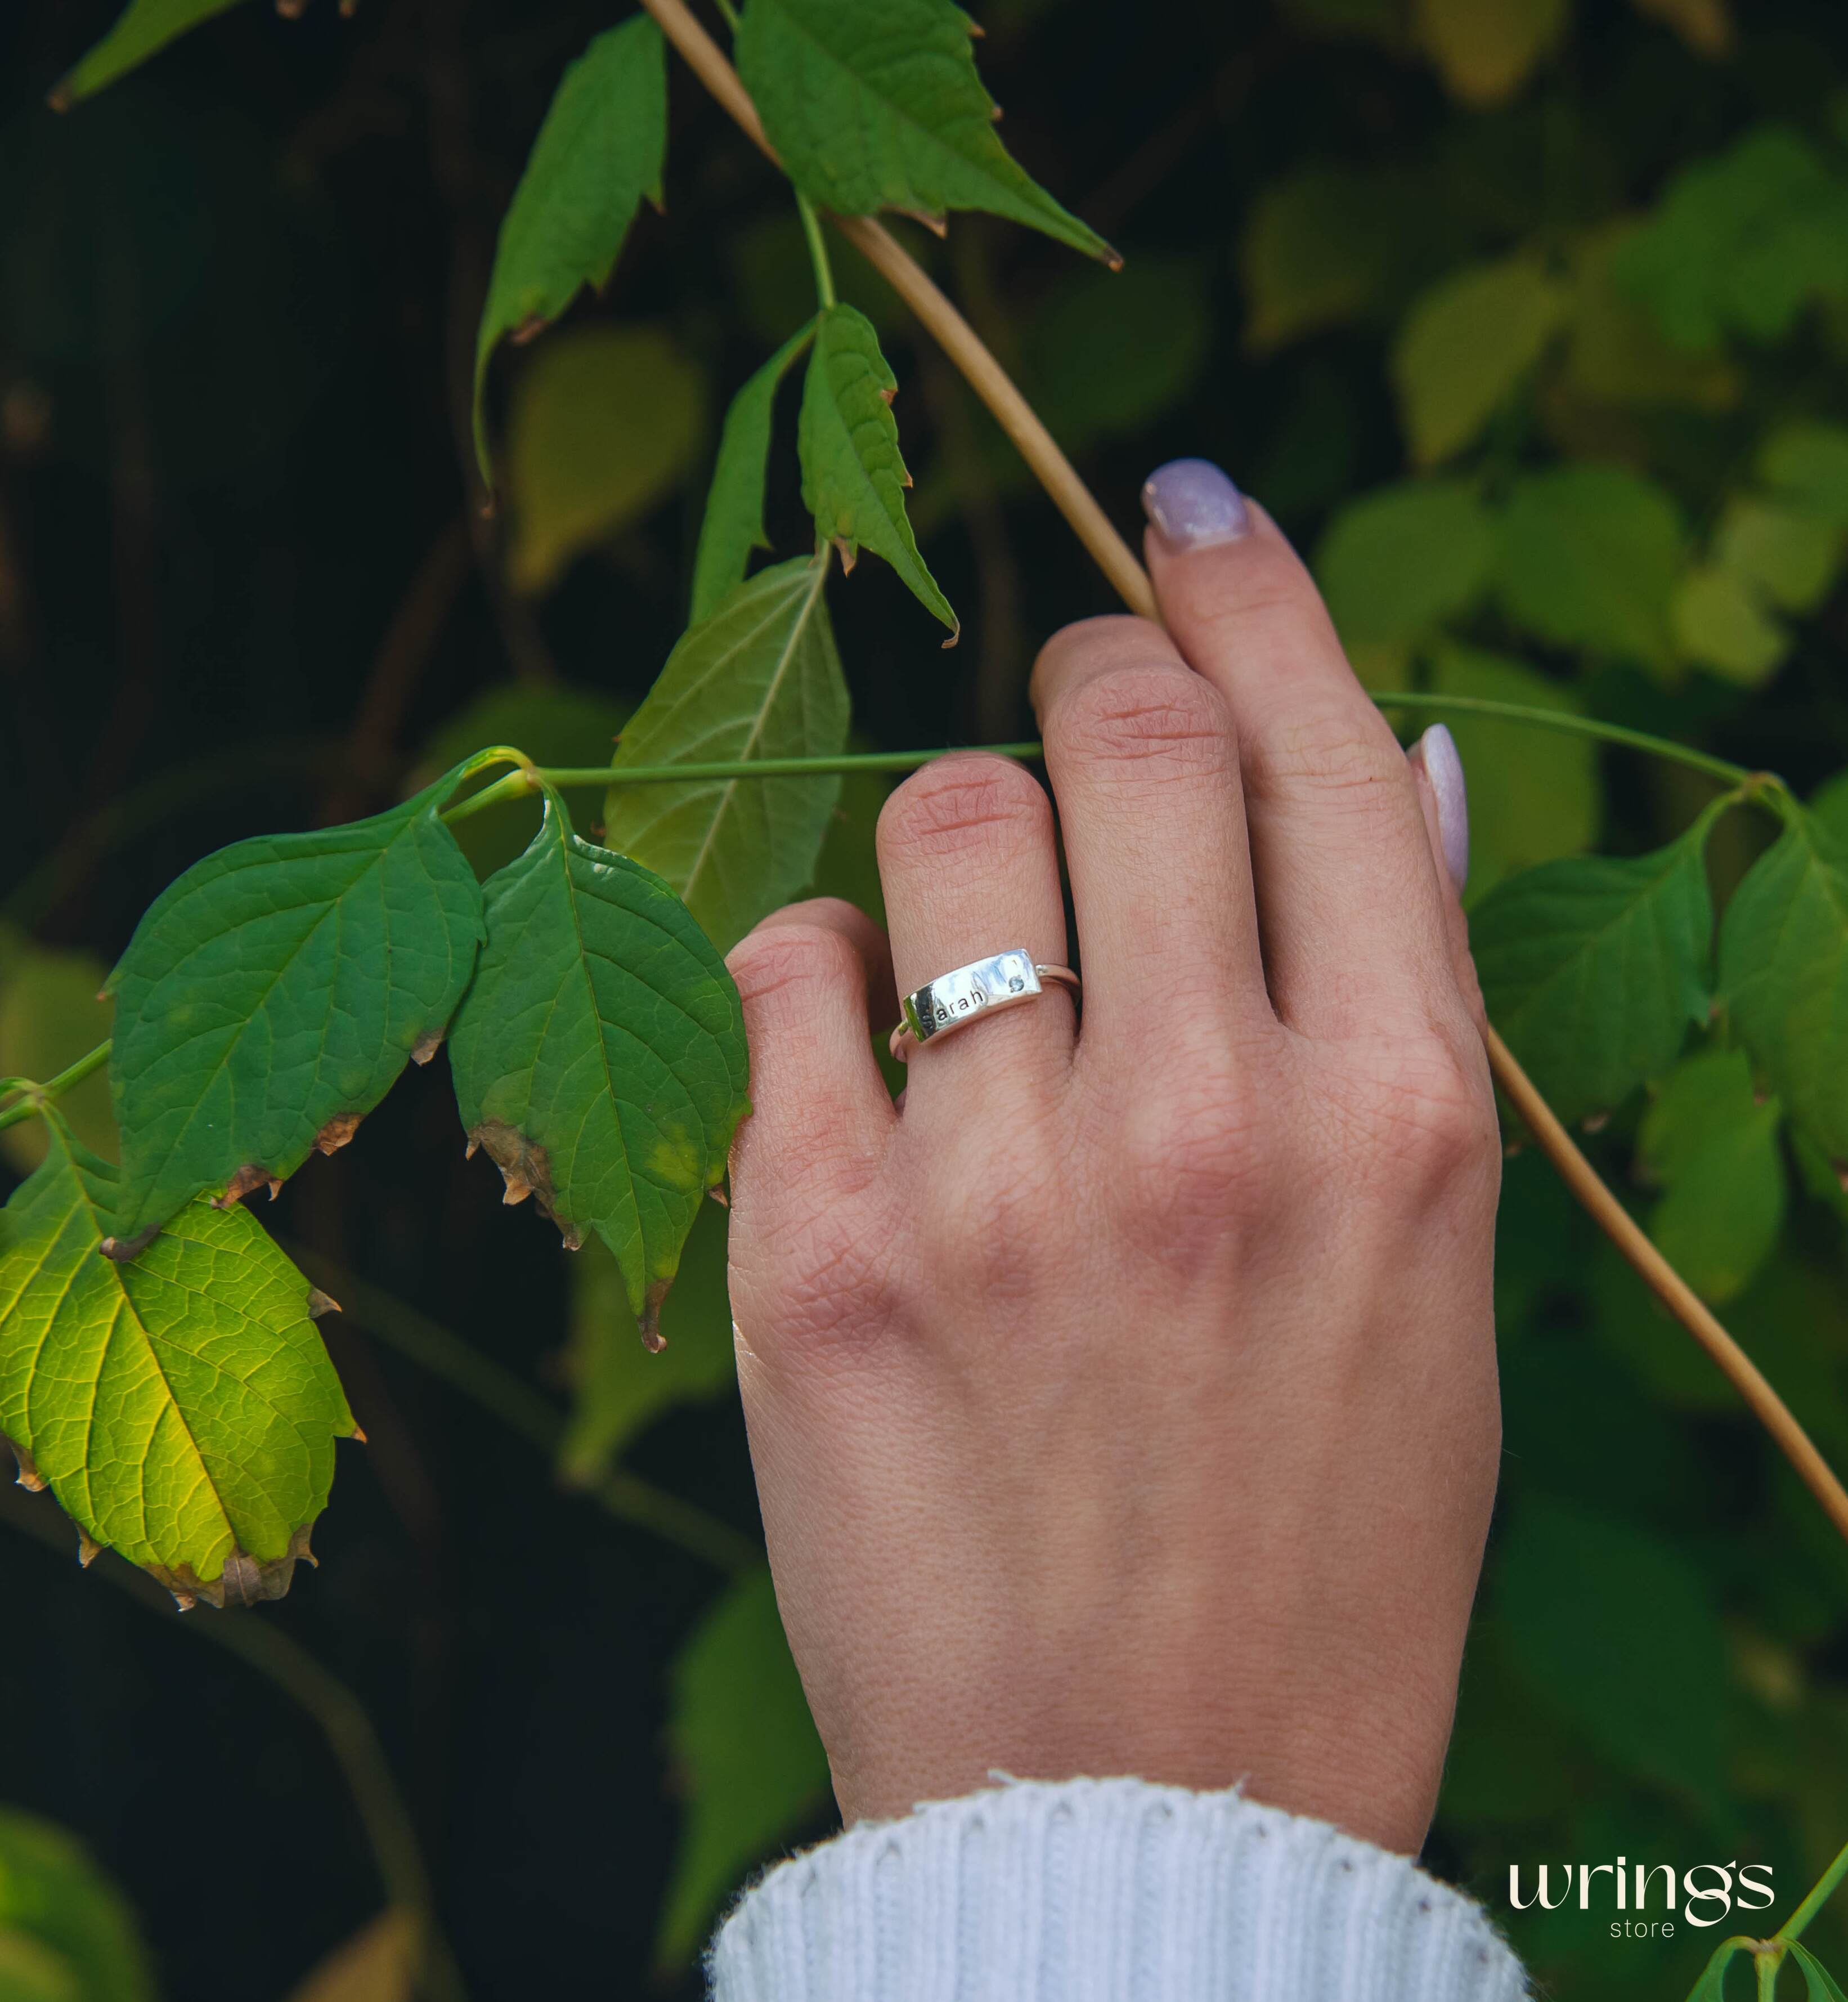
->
709, 1777, 1528, 2002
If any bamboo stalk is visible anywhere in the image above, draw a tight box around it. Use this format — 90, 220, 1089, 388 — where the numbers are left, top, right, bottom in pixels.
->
636, 0, 1848, 1550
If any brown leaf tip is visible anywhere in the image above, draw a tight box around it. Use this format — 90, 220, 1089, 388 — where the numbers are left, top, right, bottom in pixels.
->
638, 1278, 672, 1355
152, 1523, 319, 1611
76, 1527, 101, 1569
98, 1224, 162, 1264
306, 1287, 343, 1320
315, 1112, 363, 1155
410, 1028, 445, 1067
5, 1436, 45, 1492
215, 1163, 282, 1210
467, 1121, 582, 1248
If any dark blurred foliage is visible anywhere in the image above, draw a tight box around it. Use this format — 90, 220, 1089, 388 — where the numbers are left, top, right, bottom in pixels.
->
7, 1, 1848, 1997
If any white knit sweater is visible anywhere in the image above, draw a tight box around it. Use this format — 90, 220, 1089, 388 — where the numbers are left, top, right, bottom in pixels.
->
709, 1776, 1527, 2001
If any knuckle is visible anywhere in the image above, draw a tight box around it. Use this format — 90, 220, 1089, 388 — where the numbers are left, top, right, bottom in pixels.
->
1338, 1032, 1499, 1195
877, 754, 1049, 867
1030, 614, 1168, 710
726, 920, 862, 1014
1109, 1056, 1277, 1246
736, 1188, 900, 1353
1249, 707, 1406, 814
1052, 662, 1234, 781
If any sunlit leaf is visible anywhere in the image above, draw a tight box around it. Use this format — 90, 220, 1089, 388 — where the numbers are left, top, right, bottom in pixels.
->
1630, 0, 1733, 57
559, 1198, 735, 1488
0, 1113, 356, 1607
1639, 1050, 1786, 1305
472, 17, 667, 481
284, 1910, 419, 2002
1760, 423, 1848, 531
1426, 646, 1596, 897
1715, 498, 1842, 613
1315, 480, 1497, 650
1411, 0, 1567, 105
1025, 255, 1211, 451
1472, 825, 1714, 1125
1671, 566, 1788, 687
1791, 1941, 1848, 2002
505, 324, 707, 596
1493, 1494, 1728, 1807
0, 946, 114, 1173
798, 303, 957, 636
1496, 464, 1684, 672
1392, 255, 1567, 464
51, 0, 244, 107
447, 795, 749, 1345
734, 0, 1114, 263
105, 765, 485, 1246
604, 557, 848, 955
1718, 804, 1848, 1167
691, 323, 817, 624
1241, 168, 1412, 352
1614, 126, 1848, 354
0, 1807, 154, 2002
656, 1570, 831, 1970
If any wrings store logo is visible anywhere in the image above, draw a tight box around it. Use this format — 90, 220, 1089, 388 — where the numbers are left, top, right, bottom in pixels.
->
1508, 1858, 1775, 1941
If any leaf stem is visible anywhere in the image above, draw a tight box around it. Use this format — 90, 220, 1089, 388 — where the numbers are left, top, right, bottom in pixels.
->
292, 1249, 763, 1578
1777, 1835, 1848, 1945
0, 1039, 113, 1134
0, 1481, 467, 2002
795, 191, 837, 310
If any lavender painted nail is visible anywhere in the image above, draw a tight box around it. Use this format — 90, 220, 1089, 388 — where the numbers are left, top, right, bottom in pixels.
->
1407, 723, 1469, 897
1141, 458, 1250, 551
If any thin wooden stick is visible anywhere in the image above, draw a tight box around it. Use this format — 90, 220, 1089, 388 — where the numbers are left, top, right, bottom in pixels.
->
635, 0, 1156, 621
640, 0, 1848, 1549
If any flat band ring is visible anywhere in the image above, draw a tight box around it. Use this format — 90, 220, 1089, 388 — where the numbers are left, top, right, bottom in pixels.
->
887, 947, 1080, 1062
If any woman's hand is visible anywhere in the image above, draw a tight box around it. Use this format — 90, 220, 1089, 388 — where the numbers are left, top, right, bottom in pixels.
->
721, 462, 1500, 1860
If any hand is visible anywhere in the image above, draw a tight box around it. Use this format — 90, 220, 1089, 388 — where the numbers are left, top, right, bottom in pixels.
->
722, 460, 1500, 1858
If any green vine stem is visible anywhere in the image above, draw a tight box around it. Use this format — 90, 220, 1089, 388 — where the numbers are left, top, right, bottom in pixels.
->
1776, 1834, 1848, 1946
795, 190, 837, 310
0, 1479, 467, 2002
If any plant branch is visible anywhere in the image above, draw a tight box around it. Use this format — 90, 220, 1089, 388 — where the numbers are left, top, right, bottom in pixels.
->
632, 0, 1156, 620
0, 1480, 467, 2002
795, 191, 837, 310
1777, 1835, 1848, 1946
0, 1041, 112, 1134
291, 1249, 762, 1578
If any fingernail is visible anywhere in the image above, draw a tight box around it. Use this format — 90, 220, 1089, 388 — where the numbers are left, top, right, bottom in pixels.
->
1407, 723, 1469, 896
1141, 458, 1250, 551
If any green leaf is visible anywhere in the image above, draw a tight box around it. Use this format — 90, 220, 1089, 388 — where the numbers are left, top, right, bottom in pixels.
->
603, 557, 849, 956
1684, 1939, 1753, 2002
656, 1570, 831, 1970
1411, 0, 1567, 105
0, 1928, 81, 2002
1315, 480, 1498, 652
1471, 825, 1715, 1125
1639, 1050, 1786, 1305
1671, 566, 1789, 687
1614, 126, 1848, 354
0, 1113, 356, 1607
1392, 255, 1568, 464
447, 795, 749, 1343
559, 1198, 735, 1488
1760, 423, 1848, 532
51, 0, 244, 106
1718, 805, 1848, 1166
798, 303, 957, 636
1496, 464, 1685, 671
0, 1808, 154, 2002
471, 17, 667, 481
504, 325, 707, 597
734, 0, 1114, 264
1493, 1494, 1728, 1806
1426, 646, 1597, 897
1791, 1942, 1848, 2002
105, 765, 486, 1246
691, 323, 818, 625
0, 946, 114, 1174
1563, 223, 1740, 411
1025, 255, 1212, 451
1241, 167, 1419, 352
1716, 498, 1842, 613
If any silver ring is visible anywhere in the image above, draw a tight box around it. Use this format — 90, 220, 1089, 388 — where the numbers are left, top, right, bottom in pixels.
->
888, 948, 1080, 1062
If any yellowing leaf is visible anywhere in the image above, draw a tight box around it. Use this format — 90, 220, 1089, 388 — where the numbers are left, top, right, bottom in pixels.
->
1392, 255, 1568, 464
0, 946, 114, 1174
284, 1910, 420, 2002
0, 1113, 357, 1606
51, 0, 244, 107
1428, 646, 1597, 897
798, 304, 956, 636
1714, 497, 1842, 613
472, 18, 668, 481
505, 325, 707, 597
1412, 0, 1568, 105
1671, 566, 1788, 687
656, 1570, 831, 1969
734, 0, 1114, 263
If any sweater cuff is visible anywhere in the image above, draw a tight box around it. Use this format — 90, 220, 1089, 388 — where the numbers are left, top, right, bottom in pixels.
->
708, 1776, 1527, 2002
